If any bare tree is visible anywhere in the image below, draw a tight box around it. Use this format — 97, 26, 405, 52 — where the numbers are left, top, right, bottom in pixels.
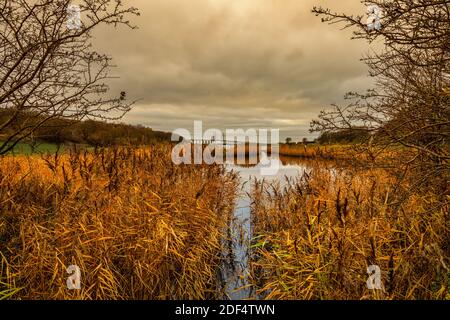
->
310, 1, 450, 190
0, 0, 139, 154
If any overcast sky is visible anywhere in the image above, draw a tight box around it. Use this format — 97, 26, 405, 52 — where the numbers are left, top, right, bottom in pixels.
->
92, 0, 374, 141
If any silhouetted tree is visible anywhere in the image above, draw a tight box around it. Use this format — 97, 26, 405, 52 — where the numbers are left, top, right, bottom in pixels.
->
0, 0, 139, 154
311, 0, 449, 190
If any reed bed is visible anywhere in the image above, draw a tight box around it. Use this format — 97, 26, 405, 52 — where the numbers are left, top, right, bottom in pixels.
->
249, 163, 449, 300
0, 145, 238, 299
278, 144, 342, 159
182, 142, 346, 160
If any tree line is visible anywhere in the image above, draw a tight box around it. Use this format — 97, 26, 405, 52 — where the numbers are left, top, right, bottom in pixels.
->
0, 109, 171, 147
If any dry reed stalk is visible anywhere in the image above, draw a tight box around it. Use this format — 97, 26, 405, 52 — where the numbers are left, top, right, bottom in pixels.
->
0, 145, 238, 299
249, 163, 449, 300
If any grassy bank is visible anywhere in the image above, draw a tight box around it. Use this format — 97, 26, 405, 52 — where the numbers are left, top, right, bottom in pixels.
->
2, 140, 346, 160
0, 141, 65, 155
0, 145, 238, 299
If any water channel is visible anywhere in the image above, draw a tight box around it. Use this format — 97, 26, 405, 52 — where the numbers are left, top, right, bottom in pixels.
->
221, 156, 314, 300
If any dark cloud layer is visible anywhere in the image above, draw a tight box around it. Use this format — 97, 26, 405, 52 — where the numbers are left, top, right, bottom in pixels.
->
92, 0, 374, 140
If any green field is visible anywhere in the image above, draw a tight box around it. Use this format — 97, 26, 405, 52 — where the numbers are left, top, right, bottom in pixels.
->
0, 142, 65, 155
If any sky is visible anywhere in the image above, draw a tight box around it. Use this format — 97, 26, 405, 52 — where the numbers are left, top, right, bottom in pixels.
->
92, 0, 375, 141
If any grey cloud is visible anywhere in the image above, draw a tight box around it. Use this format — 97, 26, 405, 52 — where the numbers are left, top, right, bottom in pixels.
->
92, 0, 374, 140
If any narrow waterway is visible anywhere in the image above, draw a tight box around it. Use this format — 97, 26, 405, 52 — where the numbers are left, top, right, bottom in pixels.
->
221, 156, 313, 300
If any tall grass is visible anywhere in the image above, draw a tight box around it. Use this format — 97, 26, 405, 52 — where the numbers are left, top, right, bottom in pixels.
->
278, 144, 340, 159
0, 145, 238, 299
249, 163, 449, 299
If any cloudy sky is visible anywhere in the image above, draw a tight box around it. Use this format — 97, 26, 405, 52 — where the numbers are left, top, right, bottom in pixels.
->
92, 0, 374, 141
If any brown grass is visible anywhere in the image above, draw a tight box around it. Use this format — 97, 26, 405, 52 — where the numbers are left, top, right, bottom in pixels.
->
249, 163, 449, 300
0, 145, 238, 299
278, 144, 340, 159
1, 143, 447, 300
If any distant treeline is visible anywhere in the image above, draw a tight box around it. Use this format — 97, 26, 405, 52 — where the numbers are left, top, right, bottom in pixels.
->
0, 110, 172, 147
316, 128, 370, 144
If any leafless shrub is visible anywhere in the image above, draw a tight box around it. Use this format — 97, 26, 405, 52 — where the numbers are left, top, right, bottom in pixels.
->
0, 0, 140, 154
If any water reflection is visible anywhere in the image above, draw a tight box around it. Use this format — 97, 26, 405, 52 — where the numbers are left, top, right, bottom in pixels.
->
221, 156, 312, 300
